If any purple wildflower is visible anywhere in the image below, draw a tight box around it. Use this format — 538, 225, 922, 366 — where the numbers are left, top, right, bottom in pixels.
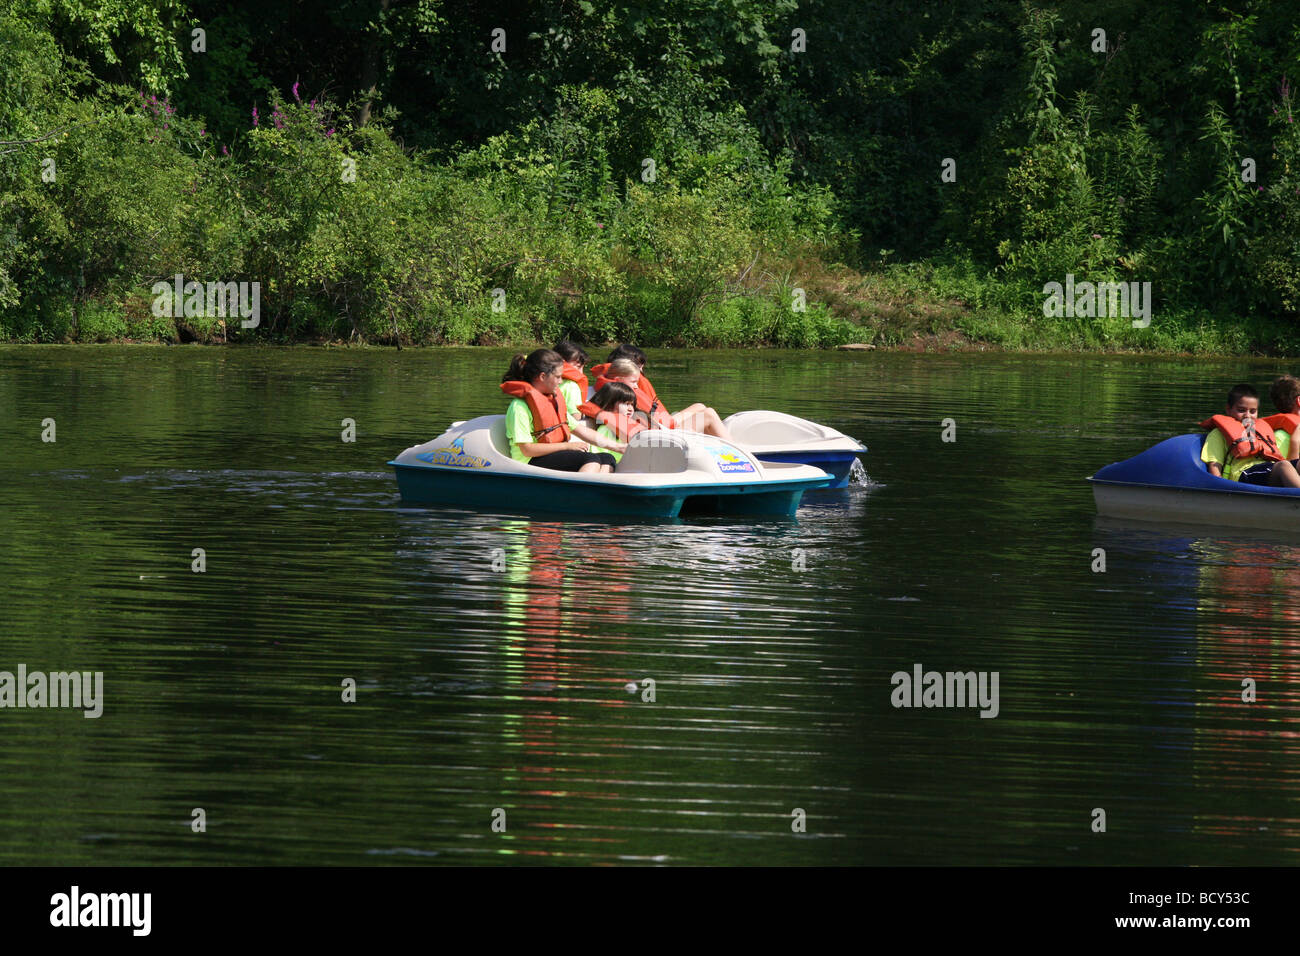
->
252, 106, 259, 127
326, 127, 335, 137
199, 129, 206, 136
292, 81, 301, 102
221, 145, 229, 156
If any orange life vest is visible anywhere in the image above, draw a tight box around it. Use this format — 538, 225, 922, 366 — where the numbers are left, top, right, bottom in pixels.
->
588, 363, 675, 429
1263, 412, 1300, 435
629, 372, 667, 417
635, 372, 659, 405
501, 380, 571, 444
560, 363, 589, 398
1200, 414, 1283, 462
577, 401, 647, 442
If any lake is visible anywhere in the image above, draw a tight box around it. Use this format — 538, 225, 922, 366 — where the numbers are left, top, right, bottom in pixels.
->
0, 345, 1295, 865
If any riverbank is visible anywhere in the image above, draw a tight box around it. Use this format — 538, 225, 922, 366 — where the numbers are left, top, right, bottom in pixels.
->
8, 257, 1298, 357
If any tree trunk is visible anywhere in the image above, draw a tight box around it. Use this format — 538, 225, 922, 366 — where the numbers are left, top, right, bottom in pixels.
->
355, 0, 391, 127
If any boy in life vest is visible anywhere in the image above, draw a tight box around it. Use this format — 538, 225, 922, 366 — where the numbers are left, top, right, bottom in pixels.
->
1201, 383, 1298, 486
576, 382, 645, 464
1261, 375, 1300, 488
553, 339, 591, 407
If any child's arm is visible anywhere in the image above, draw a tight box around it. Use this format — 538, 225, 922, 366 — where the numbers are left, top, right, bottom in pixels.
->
1202, 429, 1228, 477
572, 421, 626, 454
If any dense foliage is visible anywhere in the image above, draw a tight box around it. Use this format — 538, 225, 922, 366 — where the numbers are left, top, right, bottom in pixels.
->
1, 0, 1298, 349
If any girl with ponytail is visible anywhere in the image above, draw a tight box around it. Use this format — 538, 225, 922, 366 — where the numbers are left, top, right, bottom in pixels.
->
500, 349, 623, 473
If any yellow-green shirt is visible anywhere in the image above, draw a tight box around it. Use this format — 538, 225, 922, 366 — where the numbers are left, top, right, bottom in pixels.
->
594, 423, 624, 463
506, 397, 579, 463
1202, 428, 1291, 481
558, 379, 583, 416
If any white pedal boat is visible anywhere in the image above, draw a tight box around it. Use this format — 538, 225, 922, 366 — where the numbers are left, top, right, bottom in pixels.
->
723, 410, 867, 488
389, 415, 835, 518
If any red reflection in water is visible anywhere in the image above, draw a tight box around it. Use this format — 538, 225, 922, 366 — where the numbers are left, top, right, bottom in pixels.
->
1199, 545, 1300, 717
501, 521, 642, 855
1194, 542, 1300, 849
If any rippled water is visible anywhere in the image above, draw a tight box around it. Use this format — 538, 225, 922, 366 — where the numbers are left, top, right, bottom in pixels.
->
0, 346, 1296, 864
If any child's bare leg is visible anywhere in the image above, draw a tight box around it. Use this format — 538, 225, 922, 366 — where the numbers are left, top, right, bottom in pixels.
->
675, 406, 733, 442
701, 411, 734, 442
1271, 460, 1300, 487
579, 462, 603, 474
671, 404, 707, 430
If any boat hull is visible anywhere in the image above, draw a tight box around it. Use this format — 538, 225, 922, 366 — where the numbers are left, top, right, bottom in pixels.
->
393, 462, 824, 518
1092, 482, 1300, 531
747, 450, 858, 488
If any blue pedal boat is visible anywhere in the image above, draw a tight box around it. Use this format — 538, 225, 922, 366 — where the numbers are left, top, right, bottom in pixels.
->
1090, 433, 1300, 530
723, 410, 867, 489
390, 415, 835, 519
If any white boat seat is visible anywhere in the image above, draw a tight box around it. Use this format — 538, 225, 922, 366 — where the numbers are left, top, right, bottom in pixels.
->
724, 410, 836, 446
618, 431, 689, 474
489, 418, 512, 457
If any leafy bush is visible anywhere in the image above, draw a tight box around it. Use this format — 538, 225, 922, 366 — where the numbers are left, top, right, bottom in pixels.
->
615, 182, 754, 330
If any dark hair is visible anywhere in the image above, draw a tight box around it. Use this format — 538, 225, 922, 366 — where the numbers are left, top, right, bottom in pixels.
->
1270, 375, 1300, 414
553, 339, 588, 365
1226, 383, 1259, 407
503, 348, 563, 383
606, 343, 646, 368
589, 382, 637, 412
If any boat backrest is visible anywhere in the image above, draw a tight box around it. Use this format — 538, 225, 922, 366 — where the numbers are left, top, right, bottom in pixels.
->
728, 411, 829, 445
617, 431, 689, 474
489, 418, 511, 457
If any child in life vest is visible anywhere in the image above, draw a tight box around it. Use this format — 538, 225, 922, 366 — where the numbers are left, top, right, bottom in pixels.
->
500, 349, 623, 473
1201, 383, 1299, 486
1260, 375, 1300, 488
590, 345, 735, 441
591, 359, 664, 428
577, 382, 644, 464
553, 339, 591, 408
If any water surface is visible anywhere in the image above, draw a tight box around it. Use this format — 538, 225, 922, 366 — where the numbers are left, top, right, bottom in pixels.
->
0, 346, 1296, 865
